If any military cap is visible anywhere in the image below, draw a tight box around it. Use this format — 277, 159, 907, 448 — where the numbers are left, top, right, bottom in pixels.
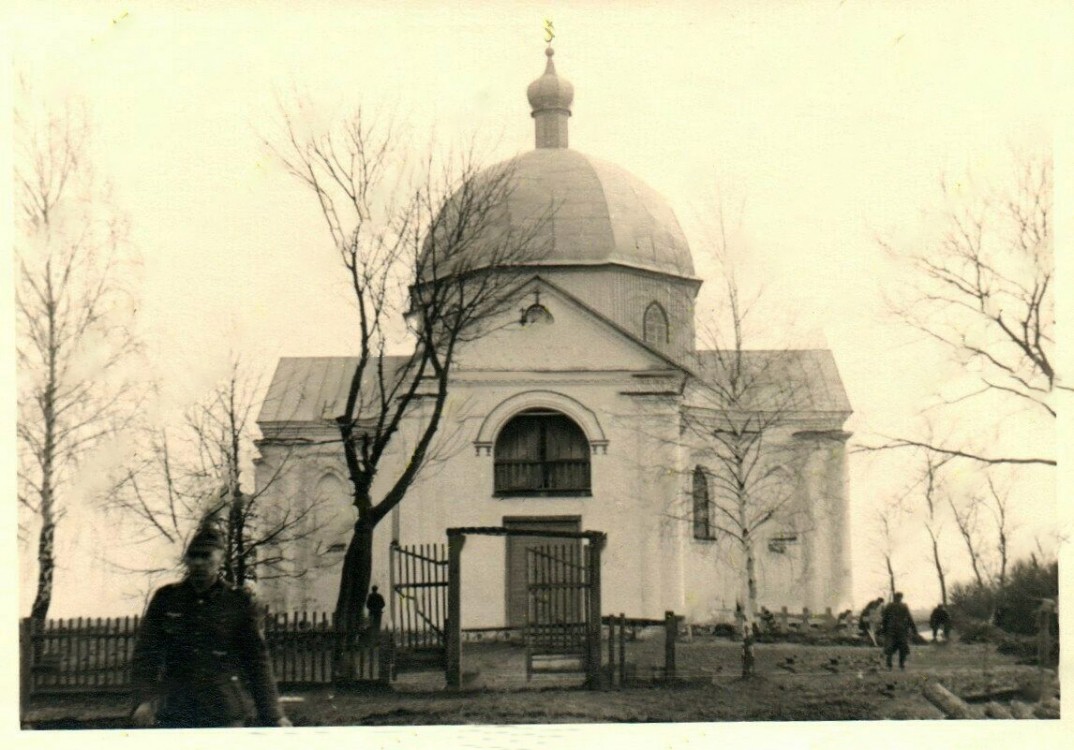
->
186, 526, 226, 554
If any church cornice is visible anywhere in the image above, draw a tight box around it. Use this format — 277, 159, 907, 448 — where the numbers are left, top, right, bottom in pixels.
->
518, 261, 704, 288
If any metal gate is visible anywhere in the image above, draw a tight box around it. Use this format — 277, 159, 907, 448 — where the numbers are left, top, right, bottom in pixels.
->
389, 541, 448, 673
525, 542, 591, 678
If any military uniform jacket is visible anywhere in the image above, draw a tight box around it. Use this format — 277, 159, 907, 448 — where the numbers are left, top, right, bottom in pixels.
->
879, 602, 915, 643
131, 578, 283, 726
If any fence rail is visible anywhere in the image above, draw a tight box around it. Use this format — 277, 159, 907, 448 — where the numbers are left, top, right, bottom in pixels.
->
20, 611, 391, 702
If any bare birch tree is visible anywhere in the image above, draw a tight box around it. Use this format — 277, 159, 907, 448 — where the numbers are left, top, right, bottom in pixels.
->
107, 361, 316, 586
874, 155, 1055, 466
686, 284, 806, 620
15, 99, 141, 623
272, 108, 550, 637
680, 257, 816, 675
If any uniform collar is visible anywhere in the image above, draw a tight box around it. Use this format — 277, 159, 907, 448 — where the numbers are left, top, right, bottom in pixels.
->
183, 576, 226, 598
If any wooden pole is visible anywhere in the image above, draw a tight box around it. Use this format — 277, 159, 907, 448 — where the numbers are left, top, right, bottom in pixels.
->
1038, 598, 1055, 700
607, 618, 615, 685
664, 611, 677, 681
585, 534, 604, 689
618, 613, 626, 686
446, 532, 465, 689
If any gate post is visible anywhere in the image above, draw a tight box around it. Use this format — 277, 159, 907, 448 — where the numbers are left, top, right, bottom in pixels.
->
664, 611, 678, 681
446, 531, 465, 689
585, 532, 606, 689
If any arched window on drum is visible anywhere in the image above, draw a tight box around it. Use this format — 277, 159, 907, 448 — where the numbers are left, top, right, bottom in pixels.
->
643, 301, 669, 345
494, 409, 591, 496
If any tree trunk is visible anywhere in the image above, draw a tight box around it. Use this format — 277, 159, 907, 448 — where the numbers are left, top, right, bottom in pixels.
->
336, 513, 374, 635
30, 517, 55, 625
741, 537, 757, 677
929, 533, 947, 605
31, 333, 57, 626
885, 555, 896, 598
229, 489, 247, 586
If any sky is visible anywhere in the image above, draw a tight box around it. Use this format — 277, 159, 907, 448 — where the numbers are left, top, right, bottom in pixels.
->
4, 0, 1070, 624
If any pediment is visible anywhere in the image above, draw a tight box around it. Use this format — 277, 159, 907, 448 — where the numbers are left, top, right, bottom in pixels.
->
455, 276, 687, 374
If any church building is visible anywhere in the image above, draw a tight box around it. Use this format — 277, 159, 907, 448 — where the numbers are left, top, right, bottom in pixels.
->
254, 47, 853, 627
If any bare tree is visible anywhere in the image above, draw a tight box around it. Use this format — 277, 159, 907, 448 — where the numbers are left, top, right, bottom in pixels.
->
272, 108, 550, 636
874, 155, 1055, 466
108, 361, 317, 586
876, 505, 901, 598
919, 452, 951, 605
680, 265, 815, 675
947, 492, 987, 589
15, 99, 141, 623
946, 471, 1014, 593
984, 475, 1011, 590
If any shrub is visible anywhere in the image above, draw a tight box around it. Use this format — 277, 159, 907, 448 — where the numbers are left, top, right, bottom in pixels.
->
956, 619, 1001, 644
949, 556, 1058, 637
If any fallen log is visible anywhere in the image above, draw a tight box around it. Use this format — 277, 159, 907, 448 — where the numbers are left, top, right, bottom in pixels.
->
984, 701, 1013, 719
923, 682, 984, 719
963, 686, 1018, 703
1033, 697, 1060, 719
1008, 700, 1036, 719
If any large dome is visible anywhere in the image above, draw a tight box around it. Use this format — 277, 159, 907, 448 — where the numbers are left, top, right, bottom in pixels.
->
420, 46, 695, 281
460, 148, 695, 278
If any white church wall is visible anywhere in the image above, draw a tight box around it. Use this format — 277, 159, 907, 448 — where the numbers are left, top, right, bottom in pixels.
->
252, 281, 853, 628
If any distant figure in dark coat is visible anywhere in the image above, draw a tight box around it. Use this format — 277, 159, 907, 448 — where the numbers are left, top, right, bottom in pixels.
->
879, 592, 918, 670
929, 603, 952, 642
366, 585, 386, 636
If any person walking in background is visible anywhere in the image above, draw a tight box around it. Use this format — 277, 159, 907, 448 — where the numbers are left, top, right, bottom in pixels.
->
130, 526, 291, 728
879, 592, 918, 670
929, 603, 952, 642
366, 585, 386, 637
867, 597, 885, 646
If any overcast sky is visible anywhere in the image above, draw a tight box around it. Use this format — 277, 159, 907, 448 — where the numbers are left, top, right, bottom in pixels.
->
5, 0, 1070, 619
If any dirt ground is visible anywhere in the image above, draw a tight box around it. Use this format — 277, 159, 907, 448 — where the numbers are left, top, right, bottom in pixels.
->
23, 639, 1057, 727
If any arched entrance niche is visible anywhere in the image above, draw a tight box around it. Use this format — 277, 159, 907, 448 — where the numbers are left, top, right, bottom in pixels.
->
473, 390, 608, 457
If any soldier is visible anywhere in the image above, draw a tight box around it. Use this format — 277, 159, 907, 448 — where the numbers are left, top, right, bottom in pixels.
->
879, 591, 918, 670
929, 603, 952, 642
130, 527, 291, 728
366, 585, 386, 636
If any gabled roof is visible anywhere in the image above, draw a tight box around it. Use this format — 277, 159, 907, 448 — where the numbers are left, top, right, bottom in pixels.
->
257, 355, 413, 425
688, 349, 852, 414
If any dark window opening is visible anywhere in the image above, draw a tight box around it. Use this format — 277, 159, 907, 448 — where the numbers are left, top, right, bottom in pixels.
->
494, 409, 591, 496
693, 466, 715, 540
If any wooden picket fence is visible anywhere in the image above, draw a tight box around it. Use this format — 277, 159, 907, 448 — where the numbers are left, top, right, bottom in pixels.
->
20, 611, 392, 703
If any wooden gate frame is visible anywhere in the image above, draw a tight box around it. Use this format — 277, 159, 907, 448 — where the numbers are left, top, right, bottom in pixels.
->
444, 526, 606, 690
